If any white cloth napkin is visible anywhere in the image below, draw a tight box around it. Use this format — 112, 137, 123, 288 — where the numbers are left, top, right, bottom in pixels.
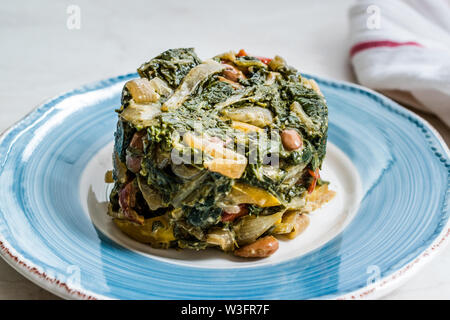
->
349, 0, 450, 126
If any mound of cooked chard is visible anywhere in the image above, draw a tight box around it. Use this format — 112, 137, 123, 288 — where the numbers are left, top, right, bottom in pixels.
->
107, 48, 335, 258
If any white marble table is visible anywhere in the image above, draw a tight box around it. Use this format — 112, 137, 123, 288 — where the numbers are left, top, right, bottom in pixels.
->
0, 0, 449, 299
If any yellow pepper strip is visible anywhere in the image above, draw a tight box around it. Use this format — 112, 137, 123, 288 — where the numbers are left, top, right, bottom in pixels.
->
114, 215, 175, 247
204, 158, 247, 179
273, 211, 297, 234
230, 121, 265, 134
229, 182, 281, 207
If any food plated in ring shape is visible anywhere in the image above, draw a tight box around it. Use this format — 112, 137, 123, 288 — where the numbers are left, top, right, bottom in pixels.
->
107, 48, 336, 258
0, 44, 447, 299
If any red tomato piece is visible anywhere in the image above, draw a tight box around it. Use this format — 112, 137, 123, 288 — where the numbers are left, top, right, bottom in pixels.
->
236, 49, 247, 57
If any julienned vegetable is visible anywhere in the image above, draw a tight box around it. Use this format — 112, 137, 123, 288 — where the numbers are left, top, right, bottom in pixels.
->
108, 48, 336, 258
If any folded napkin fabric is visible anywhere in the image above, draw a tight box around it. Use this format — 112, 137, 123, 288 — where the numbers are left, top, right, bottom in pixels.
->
349, 0, 450, 126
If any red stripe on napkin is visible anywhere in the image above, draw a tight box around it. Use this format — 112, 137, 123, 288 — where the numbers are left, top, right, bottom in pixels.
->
350, 40, 423, 57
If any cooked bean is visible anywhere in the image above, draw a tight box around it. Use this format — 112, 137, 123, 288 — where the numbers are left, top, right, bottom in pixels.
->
222, 204, 248, 222
129, 131, 145, 152
234, 235, 279, 258
281, 129, 303, 151
222, 64, 245, 82
126, 154, 142, 173
217, 76, 243, 90
119, 181, 136, 212
117, 180, 145, 225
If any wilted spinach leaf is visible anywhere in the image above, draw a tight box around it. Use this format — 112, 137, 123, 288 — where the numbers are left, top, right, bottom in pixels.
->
137, 48, 202, 88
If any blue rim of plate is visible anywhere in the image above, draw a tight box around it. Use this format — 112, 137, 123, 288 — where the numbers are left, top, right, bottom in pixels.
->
0, 73, 448, 300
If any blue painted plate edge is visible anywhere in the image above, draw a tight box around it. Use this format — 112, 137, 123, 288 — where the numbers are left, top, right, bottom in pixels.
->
0, 73, 448, 300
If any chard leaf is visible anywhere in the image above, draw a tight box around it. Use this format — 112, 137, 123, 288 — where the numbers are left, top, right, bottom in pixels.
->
138, 48, 202, 88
